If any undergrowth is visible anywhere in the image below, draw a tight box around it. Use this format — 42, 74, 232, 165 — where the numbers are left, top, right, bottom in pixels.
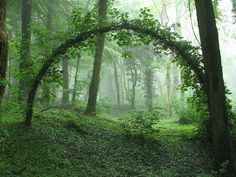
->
0, 108, 214, 177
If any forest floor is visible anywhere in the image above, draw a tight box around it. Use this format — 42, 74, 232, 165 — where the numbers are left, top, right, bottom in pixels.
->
0, 108, 214, 177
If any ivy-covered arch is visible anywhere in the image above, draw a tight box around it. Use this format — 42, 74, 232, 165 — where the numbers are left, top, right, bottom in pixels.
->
25, 22, 206, 126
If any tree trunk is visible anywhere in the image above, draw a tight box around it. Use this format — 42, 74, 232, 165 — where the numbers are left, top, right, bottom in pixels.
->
19, 0, 32, 100
156, 76, 163, 95
119, 59, 125, 104
72, 54, 81, 103
42, 3, 53, 103
113, 61, 120, 105
172, 64, 179, 97
144, 68, 153, 111
85, 0, 108, 115
172, 0, 181, 98
121, 61, 130, 103
0, 0, 8, 109
166, 58, 172, 117
130, 60, 137, 109
233, 0, 236, 15
213, 0, 219, 19
62, 58, 69, 105
195, 0, 232, 171
5, 52, 11, 102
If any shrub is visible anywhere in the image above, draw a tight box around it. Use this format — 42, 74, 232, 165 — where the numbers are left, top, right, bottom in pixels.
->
125, 107, 160, 140
96, 97, 112, 114
178, 117, 193, 125
173, 99, 200, 125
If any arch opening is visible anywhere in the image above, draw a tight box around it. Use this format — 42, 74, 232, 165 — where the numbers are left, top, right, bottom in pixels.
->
24, 22, 206, 125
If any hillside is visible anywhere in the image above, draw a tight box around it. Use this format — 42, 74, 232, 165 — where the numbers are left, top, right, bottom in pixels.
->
0, 109, 213, 177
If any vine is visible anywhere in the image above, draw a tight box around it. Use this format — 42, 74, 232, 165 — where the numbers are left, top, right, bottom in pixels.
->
24, 8, 207, 126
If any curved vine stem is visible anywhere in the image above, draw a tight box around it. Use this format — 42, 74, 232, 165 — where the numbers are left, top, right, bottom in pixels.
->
24, 22, 206, 126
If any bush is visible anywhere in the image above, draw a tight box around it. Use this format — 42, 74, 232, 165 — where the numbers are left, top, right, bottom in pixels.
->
173, 99, 200, 125
96, 97, 112, 114
178, 117, 193, 125
125, 107, 160, 140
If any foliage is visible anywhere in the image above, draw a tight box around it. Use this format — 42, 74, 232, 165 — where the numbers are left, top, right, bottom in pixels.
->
3, 1, 236, 176
155, 118, 199, 139
186, 91, 210, 138
0, 109, 214, 177
232, 0, 236, 16
125, 107, 160, 140
173, 98, 200, 125
96, 97, 112, 114
197, 160, 231, 177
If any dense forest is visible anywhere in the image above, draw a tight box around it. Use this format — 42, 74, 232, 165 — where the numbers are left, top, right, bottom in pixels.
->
1, 0, 236, 176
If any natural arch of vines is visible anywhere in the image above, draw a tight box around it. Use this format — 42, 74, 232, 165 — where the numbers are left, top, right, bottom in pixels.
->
24, 21, 206, 126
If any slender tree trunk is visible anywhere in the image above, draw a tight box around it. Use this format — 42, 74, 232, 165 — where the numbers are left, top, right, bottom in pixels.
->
195, 0, 233, 172
62, 58, 69, 105
166, 58, 172, 117
119, 59, 124, 104
19, 0, 32, 100
72, 54, 81, 103
213, 0, 219, 19
113, 61, 120, 105
172, 1, 181, 98
122, 61, 130, 103
42, 3, 53, 103
144, 68, 153, 111
130, 60, 137, 109
85, 0, 108, 115
172, 64, 179, 97
5, 52, 11, 102
156, 76, 163, 95
0, 0, 8, 109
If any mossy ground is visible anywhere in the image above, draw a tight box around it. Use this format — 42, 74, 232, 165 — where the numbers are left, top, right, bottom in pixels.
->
0, 109, 214, 177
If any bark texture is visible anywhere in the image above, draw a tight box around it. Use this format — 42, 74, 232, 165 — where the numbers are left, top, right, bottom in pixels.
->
195, 0, 232, 171
19, 0, 32, 100
130, 60, 137, 109
0, 0, 8, 108
166, 58, 172, 116
144, 68, 153, 111
113, 61, 120, 105
62, 58, 69, 105
72, 54, 81, 103
85, 0, 108, 115
42, 1, 53, 102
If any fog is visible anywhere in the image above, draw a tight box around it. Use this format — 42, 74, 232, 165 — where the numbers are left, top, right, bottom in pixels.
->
113, 0, 236, 102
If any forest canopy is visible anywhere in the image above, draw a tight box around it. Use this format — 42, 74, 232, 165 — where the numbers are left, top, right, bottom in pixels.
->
1, 0, 236, 176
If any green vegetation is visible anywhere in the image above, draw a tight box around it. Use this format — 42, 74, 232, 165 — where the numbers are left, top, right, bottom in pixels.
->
0, 109, 214, 177
1, 0, 236, 176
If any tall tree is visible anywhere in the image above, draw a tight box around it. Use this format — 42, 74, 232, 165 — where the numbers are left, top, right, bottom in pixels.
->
72, 54, 81, 103
0, 0, 8, 108
85, 0, 108, 114
62, 57, 69, 105
113, 60, 120, 105
42, 0, 53, 103
121, 60, 130, 104
130, 59, 138, 109
172, 0, 181, 97
144, 67, 153, 111
166, 58, 172, 116
195, 0, 233, 171
19, 0, 32, 100
119, 61, 125, 104
172, 65, 179, 97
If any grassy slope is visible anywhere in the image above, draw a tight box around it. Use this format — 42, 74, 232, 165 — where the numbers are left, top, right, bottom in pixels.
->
0, 109, 213, 177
